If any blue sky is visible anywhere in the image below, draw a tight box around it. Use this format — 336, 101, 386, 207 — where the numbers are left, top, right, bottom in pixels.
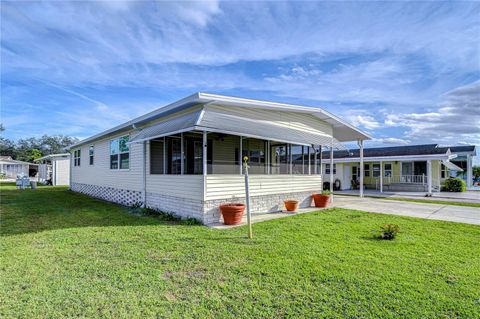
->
1, 1, 479, 157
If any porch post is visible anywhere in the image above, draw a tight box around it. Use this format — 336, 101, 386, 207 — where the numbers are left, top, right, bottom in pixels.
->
266, 140, 270, 175
239, 136, 243, 175
163, 137, 166, 174
203, 131, 207, 200
466, 154, 473, 189
289, 144, 293, 174
330, 139, 334, 202
358, 139, 364, 198
320, 145, 323, 190
427, 160, 432, 195
380, 160, 383, 193
313, 145, 317, 175
308, 146, 311, 175
180, 133, 184, 175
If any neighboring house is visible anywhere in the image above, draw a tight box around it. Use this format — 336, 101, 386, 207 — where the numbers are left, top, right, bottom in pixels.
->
322, 144, 477, 192
448, 146, 477, 187
68, 92, 370, 224
35, 153, 71, 186
0, 156, 38, 178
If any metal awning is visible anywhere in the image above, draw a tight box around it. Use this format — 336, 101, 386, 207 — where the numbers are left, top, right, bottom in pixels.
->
129, 106, 345, 149
129, 110, 201, 143
442, 160, 463, 171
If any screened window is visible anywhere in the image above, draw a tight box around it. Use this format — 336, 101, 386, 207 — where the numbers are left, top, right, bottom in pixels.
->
384, 163, 392, 177
89, 145, 94, 165
325, 163, 336, 174
364, 164, 370, 177
74, 149, 81, 166
373, 163, 380, 177
110, 136, 129, 169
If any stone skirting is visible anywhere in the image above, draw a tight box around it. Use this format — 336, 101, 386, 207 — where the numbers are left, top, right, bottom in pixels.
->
71, 182, 143, 206
71, 183, 315, 225
202, 191, 314, 225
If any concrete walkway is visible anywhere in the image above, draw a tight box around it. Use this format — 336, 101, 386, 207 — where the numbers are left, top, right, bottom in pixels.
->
335, 189, 480, 204
331, 195, 480, 225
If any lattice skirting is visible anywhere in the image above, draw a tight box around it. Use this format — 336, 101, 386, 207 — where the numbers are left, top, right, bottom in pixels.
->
71, 182, 143, 206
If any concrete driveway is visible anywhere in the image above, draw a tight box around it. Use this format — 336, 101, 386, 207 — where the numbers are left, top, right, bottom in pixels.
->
331, 196, 480, 225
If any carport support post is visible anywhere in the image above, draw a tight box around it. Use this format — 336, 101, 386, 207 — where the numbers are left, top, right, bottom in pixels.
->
203, 131, 208, 200
427, 160, 432, 195
330, 140, 334, 202
358, 139, 364, 198
380, 160, 383, 193
243, 159, 253, 239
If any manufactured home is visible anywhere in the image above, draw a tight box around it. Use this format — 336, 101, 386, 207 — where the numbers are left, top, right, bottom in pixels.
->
35, 153, 71, 186
0, 156, 37, 178
321, 144, 476, 192
68, 93, 371, 224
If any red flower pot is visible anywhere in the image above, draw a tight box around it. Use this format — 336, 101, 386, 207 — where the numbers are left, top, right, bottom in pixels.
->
284, 200, 299, 212
312, 194, 330, 208
219, 203, 245, 225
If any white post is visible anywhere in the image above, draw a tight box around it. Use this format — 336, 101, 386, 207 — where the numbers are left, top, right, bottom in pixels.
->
265, 140, 270, 175
203, 131, 207, 200
163, 137, 166, 174
427, 160, 432, 195
180, 133, 184, 175
467, 154, 473, 189
320, 145, 323, 191
330, 140, 334, 202
289, 144, 293, 174
243, 158, 252, 239
380, 160, 383, 193
308, 146, 311, 175
239, 136, 243, 175
358, 140, 364, 198
314, 145, 317, 175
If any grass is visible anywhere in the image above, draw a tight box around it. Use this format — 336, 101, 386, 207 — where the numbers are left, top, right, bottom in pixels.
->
1, 183, 479, 318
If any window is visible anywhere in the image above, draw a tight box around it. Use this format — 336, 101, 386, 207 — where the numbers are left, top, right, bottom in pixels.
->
74, 149, 81, 166
325, 163, 336, 174
373, 163, 380, 177
110, 135, 129, 169
384, 163, 392, 177
364, 164, 370, 177
89, 145, 94, 165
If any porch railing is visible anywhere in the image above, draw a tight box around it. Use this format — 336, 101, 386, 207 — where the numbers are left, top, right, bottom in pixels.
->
382, 175, 427, 185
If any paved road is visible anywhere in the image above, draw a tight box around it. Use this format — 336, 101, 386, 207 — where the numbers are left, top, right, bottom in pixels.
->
331, 196, 480, 225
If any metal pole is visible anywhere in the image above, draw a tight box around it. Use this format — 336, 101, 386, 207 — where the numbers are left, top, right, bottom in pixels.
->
289, 144, 292, 174
313, 145, 317, 175
163, 137, 166, 174
239, 136, 243, 175
358, 140, 364, 198
244, 158, 253, 239
203, 131, 207, 201
427, 160, 432, 195
380, 160, 383, 193
319, 145, 323, 190
142, 141, 147, 207
180, 133, 184, 175
308, 146, 311, 175
330, 141, 334, 202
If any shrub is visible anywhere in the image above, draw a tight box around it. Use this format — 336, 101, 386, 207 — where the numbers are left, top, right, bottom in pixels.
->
444, 178, 466, 192
321, 190, 332, 195
377, 224, 400, 240
181, 218, 202, 225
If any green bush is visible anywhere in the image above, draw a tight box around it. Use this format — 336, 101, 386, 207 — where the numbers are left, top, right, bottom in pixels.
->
321, 190, 332, 195
376, 224, 400, 240
444, 178, 466, 192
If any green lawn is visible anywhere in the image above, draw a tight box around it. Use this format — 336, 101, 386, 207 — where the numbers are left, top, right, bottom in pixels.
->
1, 183, 479, 318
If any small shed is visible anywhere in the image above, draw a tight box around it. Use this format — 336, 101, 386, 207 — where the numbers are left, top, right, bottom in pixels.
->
35, 153, 70, 186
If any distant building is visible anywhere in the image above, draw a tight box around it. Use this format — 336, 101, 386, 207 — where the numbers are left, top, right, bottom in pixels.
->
0, 156, 38, 178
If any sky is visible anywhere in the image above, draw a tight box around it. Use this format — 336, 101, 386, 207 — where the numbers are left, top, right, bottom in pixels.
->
1, 1, 479, 161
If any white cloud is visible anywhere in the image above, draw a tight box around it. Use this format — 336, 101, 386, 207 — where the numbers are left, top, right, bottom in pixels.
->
371, 137, 411, 145
384, 81, 480, 145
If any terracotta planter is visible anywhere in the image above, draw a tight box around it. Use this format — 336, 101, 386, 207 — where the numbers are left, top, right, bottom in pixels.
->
284, 200, 299, 212
312, 194, 330, 208
219, 203, 245, 225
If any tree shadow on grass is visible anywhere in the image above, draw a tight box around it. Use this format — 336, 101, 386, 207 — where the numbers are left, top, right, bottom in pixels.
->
0, 187, 192, 237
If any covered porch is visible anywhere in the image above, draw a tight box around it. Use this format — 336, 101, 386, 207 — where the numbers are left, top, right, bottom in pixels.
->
127, 98, 370, 223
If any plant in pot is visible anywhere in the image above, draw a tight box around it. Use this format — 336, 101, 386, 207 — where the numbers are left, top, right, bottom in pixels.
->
312, 190, 332, 208
283, 199, 299, 213
219, 203, 245, 225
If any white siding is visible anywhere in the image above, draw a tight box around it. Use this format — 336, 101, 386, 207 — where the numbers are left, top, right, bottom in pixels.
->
205, 175, 322, 200
71, 130, 144, 192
